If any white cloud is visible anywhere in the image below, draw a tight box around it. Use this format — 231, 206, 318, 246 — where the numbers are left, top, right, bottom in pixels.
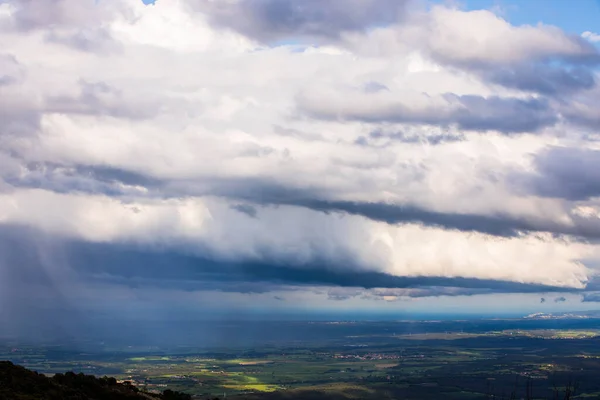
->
341, 7, 597, 63
426, 8, 596, 65
0, 189, 593, 290
582, 31, 600, 43
1, 0, 600, 308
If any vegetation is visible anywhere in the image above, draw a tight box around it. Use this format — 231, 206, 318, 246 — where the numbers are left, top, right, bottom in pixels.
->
0, 361, 191, 400
4, 321, 600, 399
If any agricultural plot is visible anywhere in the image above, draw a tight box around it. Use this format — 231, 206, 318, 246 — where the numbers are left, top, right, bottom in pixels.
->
4, 322, 600, 399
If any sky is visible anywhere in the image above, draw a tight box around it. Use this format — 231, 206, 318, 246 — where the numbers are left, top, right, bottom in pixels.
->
459, 0, 600, 35
1, 0, 600, 331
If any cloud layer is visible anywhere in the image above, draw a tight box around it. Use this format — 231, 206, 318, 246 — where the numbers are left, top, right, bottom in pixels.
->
1, 0, 600, 320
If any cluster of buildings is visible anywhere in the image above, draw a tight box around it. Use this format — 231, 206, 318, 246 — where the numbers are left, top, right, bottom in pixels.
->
332, 352, 402, 360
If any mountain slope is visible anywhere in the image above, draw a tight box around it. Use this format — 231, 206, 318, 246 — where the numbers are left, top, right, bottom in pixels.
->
0, 361, 189, 400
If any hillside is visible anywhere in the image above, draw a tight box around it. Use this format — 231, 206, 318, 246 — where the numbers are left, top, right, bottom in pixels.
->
0, 361, 190, 400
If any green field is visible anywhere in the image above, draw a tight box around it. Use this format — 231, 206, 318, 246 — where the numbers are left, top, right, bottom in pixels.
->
4, 328, 600, 399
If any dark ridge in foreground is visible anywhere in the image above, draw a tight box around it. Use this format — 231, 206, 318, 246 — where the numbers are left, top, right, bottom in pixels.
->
0, 361, 191, 400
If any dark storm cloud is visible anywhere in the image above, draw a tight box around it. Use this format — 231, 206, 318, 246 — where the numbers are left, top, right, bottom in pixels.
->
0, 223, 592, 340
577, 277, 600, 294
230, 204, 258, 218
193, 0, 410, 43
484, 64, 596, 96
581, 292, 600, 302
291, 199, 530, 237
202, 178, 600, 240
514, 146, 600, 201
453, 95, 557, 133
50, 235, 582, 295
5, 162, 161, 196
0, 227, 89, 340
202, 179, 541, 237
365, 129, 465, 146
0, 227, 62, 287
298, 92, 557, 134
74, 165, 164, 188
232, 191, 600, 240
554, 296, 567, 303
8, 163, 600, 240
0, 225, 579, 297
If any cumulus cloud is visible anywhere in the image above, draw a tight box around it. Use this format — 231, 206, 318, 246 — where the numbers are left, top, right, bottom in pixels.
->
0, 190, 592, 292
0, 225, 582, 313
45, 80, 161, 119
515, 146, 600, 201
0, 53, 41, 138
423, 8, 599, 97
341, 7, 600, 96
366, 129, 465, 146
483, 64, 595, 96
559, 85, 600, 130
0, 53, 24, 85
297, 88, 557, 134
193, 0, 411, 43
0, 0, 127, 32
582, 31, 600, 43
1, 0, 600, 321
424, 8, 598, 66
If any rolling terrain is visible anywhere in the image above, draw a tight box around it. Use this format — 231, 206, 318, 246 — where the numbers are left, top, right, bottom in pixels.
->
4, 318, 600, 399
